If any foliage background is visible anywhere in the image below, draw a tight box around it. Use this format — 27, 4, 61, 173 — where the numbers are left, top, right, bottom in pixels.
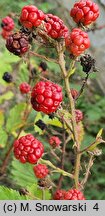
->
0, 0, 105, 200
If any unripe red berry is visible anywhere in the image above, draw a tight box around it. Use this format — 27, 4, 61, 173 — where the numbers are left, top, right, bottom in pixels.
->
44, 14, 69, 39
19, 82, 31, 94
64, 189, 85, 200
49, 136, 61, 148
31, 81, 63, 114
13, 134, 44, 164
75, 109, 83, 123
33, 164, 49, 179
6, 31, 30, 56
65, 28, 90, 56
53, 190, 66, 200
20, 5, 45, 29
70, 0, 99, 26
1, 16, 14, 31
71, 89, 78, 99
1, 30, 12, 40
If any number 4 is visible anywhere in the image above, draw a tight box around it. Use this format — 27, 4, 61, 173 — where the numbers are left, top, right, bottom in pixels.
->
93, 203, 99, 211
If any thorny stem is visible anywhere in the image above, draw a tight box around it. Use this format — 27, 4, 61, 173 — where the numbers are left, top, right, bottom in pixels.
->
80, 155, 94, 190
56, 41, 81, 189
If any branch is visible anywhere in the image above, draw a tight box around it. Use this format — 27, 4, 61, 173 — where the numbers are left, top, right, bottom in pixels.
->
30, 51, 58, 64
40, 158, 74, 179
80, 155, 94, 189
76, 73, 89, 100
56, 41, 81, 189
57, 122, 67, 189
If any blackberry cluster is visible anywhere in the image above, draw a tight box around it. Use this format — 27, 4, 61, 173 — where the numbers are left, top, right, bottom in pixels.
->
14, 134, 44, 164
6, 31, 30, 56
31, 81, 63, 114
65, 28, 90, 56
70, 0, 99, 26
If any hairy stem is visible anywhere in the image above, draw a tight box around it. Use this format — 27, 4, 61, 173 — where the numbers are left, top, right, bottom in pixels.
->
56, 41, 81, 189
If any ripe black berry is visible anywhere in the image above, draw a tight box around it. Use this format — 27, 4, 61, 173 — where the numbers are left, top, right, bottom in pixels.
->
80, 54, 96, 73
35, 120, 47, 130
2, 72, 13, 83
39, 61, 47, 71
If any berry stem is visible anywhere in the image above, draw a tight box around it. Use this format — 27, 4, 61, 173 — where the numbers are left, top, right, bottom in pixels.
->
80, 155, 94, 190
30, 51, 58, 64
76, 73, 89, 100
57, 122, 67, 189
56, 41, 81, 189
39, 158, 74, 179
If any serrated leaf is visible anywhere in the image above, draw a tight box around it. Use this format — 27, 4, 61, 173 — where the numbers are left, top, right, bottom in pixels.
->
6, 103, 26, 132
11, 158, 36, 187
0, 186, 26, 200
0, 126, 8, 147
27, 184, 51, 200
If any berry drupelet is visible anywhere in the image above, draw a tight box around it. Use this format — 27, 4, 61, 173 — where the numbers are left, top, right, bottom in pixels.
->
70, 0, 99, 26
14, 134, 44, 164
2, 72, 13, 83
65, 28, 90, 56
33, 164, 49, 179
20, 5, 45, 29
31, 81, 63, 114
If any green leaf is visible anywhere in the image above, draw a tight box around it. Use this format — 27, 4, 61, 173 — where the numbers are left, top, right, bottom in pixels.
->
0, 111, 4, 126
86, 107, 102, 122
11, 158, 36, 187
0, 186, 26, 200
6, 103, 26, 132
96, 128, 103, 139
0, 91, 14, 104
16, 63, 29, 85
27, 184, 51, 200
0, 126, 8, 147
